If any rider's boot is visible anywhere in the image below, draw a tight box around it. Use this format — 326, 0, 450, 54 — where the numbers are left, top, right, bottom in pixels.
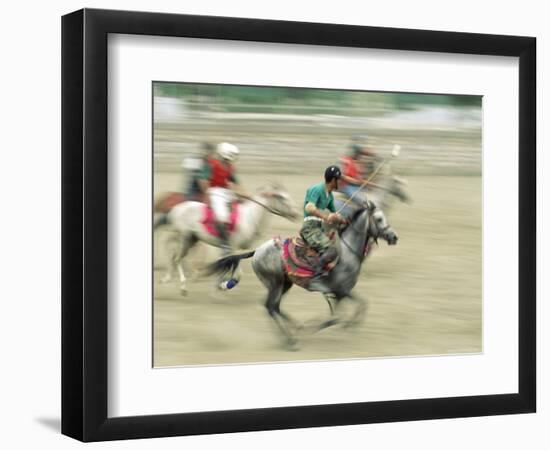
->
312, 246, 338, 279
215, 222, 232, 256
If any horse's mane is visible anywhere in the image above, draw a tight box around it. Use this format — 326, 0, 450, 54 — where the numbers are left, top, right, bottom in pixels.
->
339, 205, 368, 236
340, 199, 379, 234
349, 206, 367, 223
348, 203, 370, 223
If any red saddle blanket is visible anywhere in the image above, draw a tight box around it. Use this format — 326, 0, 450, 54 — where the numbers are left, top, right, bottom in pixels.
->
201, 203, 240, 237
281, 237, 338, 288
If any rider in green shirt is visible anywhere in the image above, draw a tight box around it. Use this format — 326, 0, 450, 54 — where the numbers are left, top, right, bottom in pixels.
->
300, 165, 346, 277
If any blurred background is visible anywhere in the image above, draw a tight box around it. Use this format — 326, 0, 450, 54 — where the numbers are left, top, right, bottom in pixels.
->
153, 82, 481, 367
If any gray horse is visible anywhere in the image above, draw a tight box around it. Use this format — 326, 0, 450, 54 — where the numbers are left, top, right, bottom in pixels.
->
205, 201, 398, 348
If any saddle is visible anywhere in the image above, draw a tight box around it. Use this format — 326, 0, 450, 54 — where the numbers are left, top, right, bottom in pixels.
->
281, 236, 338, 289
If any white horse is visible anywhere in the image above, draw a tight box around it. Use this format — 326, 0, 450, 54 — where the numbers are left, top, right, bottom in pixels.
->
157, 183, 300, 294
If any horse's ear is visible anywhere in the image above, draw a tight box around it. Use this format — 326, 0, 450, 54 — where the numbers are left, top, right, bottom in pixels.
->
367, 200, 377, 211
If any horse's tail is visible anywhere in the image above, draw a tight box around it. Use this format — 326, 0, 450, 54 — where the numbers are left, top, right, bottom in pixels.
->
203, 251, 255, 278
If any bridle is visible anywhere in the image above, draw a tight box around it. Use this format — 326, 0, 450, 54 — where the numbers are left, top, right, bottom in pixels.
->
340, 206, 390, 261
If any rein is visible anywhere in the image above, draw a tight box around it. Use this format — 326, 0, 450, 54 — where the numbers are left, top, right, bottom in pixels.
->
339, 209, 371, 261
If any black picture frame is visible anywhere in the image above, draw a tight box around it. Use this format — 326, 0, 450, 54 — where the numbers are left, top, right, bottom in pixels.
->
61, 8, 536, 442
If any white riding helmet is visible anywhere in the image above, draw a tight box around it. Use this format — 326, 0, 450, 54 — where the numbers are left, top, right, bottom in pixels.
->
216, 142, 239, 162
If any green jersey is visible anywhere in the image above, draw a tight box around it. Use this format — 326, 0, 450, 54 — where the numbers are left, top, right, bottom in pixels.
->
303, 182, 336, 217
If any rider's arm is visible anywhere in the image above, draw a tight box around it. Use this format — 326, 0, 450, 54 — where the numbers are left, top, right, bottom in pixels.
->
326, 196, 345, 224
306, 201, 343, 224
341, 174, 362, 185
305, 202, 330, 220
344, 175, 382, 189
327, 194, 336, 213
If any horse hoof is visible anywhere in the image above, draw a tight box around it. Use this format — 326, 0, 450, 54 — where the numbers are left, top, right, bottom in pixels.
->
343, 319, 362, 329
180, 288, 188, 296
285, 339, 300, 351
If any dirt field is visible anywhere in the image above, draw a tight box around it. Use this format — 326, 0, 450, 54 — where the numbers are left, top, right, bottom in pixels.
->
153, 172, 481, 367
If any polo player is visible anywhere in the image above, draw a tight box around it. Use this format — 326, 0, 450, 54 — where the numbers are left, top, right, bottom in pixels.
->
300, 165, 347, 278
198, 142, 246, 254
339, 135, 383, 205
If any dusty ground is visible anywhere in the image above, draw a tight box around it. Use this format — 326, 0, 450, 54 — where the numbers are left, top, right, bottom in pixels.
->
153, 172, 481, 366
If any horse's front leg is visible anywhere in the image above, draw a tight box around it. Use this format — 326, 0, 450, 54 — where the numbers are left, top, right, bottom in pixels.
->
176, 260, 187, 296
265, 285, 299, 350
343, 292, 368, 328
274, 280, 302, 332
303, 294, 342, 333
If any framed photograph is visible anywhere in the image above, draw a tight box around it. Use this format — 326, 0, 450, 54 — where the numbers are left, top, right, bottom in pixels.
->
62, 8, 536, 442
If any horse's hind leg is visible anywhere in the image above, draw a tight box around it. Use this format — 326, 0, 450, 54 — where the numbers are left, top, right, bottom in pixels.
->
275, 280, 302, 332
160, 231, 180, 284
265, 284, 298, 350
174, 234, 197, 296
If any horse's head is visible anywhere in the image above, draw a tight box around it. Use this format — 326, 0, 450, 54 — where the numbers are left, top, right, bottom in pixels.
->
257, 182, 300, 221
366, 201, 398, 245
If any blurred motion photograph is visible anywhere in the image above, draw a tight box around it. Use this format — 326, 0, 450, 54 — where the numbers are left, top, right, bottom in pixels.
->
153, 82, 482, 367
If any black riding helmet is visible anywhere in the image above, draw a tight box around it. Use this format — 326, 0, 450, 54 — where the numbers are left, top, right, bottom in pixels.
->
324, 165, 342, 182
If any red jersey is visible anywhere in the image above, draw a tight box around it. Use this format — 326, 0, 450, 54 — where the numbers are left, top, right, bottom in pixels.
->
340, 156, 361, 187
209, 158, 235, 188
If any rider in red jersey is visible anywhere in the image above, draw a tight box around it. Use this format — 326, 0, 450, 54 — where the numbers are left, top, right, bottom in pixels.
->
339, 135, 382, 204
198, 142, 246, 253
